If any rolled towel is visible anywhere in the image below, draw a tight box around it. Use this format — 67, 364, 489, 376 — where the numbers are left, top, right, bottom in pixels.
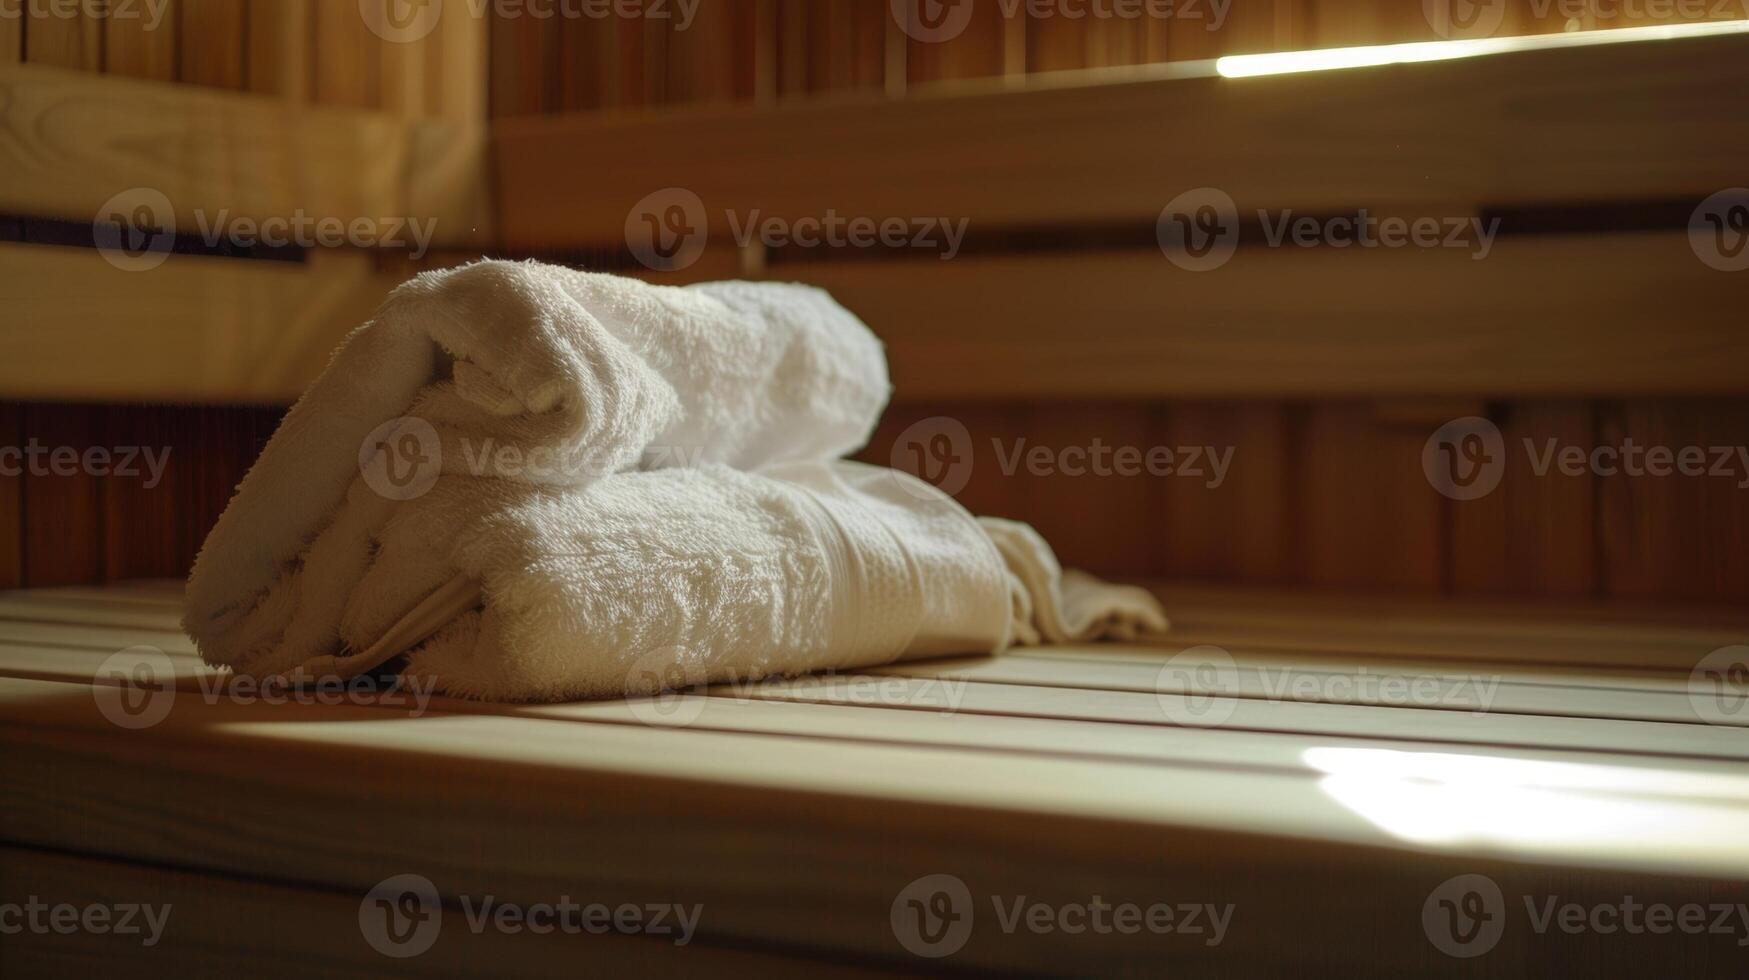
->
337, 461, 1011, 701
184, 260, 890, 676
185, 263, 1169, 701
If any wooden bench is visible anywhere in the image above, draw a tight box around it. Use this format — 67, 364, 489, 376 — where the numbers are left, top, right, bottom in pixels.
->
2, 580, 1745, 974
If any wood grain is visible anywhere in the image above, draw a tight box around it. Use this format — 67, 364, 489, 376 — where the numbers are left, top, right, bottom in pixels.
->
102, 0, 176, 80
494, 31, 1749, 246
245, 0, 309, 98
778, 238, 1749, 400
0, 245, 403, 403
177, 0, 246, 89
23, 0, 104, 70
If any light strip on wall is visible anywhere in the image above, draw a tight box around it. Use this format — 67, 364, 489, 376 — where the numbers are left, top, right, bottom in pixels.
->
1215, 19, 1749, 78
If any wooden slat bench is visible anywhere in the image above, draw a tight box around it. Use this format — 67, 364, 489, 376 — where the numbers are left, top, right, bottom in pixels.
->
1, 582, 1746, 975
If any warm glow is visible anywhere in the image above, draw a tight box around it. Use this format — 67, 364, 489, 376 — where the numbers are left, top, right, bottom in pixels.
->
1305, 747, 1749, 867
1216, 20, 1749, 78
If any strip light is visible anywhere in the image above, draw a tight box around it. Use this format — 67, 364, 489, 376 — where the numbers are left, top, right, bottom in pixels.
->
1215, 19, 1749, 78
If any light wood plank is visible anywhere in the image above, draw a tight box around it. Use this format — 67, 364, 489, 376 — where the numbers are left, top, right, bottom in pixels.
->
1, 64, 402, 229
0, 245, 403, 403
781, 238, 1749, 399
735, 674, 1749, 761
495, 30, 1749, 247
0, 846, 879, 976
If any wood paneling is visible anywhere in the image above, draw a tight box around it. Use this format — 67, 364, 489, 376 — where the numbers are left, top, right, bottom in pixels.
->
494, 31, 1749, 246
777, 237, 1747, 400
1449, 402, 1598, 597
0, 246, 404, 403
103, 0, 177, 81
23, 0, 104, 70
178, 0, 246, 89
245, 0, 308, 98
0, 63, 483, 243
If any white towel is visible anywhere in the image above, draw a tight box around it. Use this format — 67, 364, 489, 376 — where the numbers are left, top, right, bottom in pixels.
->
184, 260, 1167, 701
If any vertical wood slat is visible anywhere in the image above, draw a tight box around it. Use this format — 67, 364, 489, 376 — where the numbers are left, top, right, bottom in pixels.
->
313, 0, 380, 108
902, 0, 1009, 85
178, 0, 245, 88
19, 405, 104, 587
1597, 401, 1749, 603
0, 404, 21, 588
1156, 403, 1294, 585
24, 1, 105, 70
100, 406, 181, 581
246, 0, 309, 98
0, 6, 20, 64
1024, 406, 1157, 577
664, 0, 756, 105
1448, 402, 1597, 598
1298, 405, 1444, 591
425, 0, 487, 121
103, 0, 177, 80
492, 4, 555, 115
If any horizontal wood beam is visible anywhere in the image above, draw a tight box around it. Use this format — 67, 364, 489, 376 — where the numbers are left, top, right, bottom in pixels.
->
0, 64, 490, 246
783, 232, 1749, 399
494, 29, 1749, 250
0, 244, 404, 403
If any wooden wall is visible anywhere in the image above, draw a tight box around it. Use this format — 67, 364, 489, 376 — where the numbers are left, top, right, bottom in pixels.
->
4, 1, 1745, 603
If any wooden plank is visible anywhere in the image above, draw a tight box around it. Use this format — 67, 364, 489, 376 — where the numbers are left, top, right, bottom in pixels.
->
495, 25, 1749, 247
1020, 405, 1158, 577
737, 674, 1749, 761
1299, 405, 1444, 590
0, 4, 20, 64
1156, 402, 1292, 583
0, 846, 880, 976
875, 654, 1728, 726
23, 0, 103, 70
1449, 402, 1598, 597
178, 0, 246, 88
9, 636, 1749, 801
900, 0, 1010, 84
1598, 400, 1749, 602
783, 237, 1747, 399
0, 245, 403, 403
17, 405, 103, 586
426, 0, 487, 120
0, 404, 21, 588
245, 0, 309, 98
311, 0, 379, 107
102, 0, 176, 80
0, 64, 429, 231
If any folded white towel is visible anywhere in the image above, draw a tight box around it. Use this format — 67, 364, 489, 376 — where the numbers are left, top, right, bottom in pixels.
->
185, 260, 890, 676
184, 261, 1168, 702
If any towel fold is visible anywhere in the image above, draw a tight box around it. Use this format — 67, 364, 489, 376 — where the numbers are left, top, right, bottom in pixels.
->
184, 260, 1167, 702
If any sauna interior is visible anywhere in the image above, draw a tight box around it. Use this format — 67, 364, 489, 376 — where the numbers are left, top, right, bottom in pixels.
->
1, 1, 1747, 975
